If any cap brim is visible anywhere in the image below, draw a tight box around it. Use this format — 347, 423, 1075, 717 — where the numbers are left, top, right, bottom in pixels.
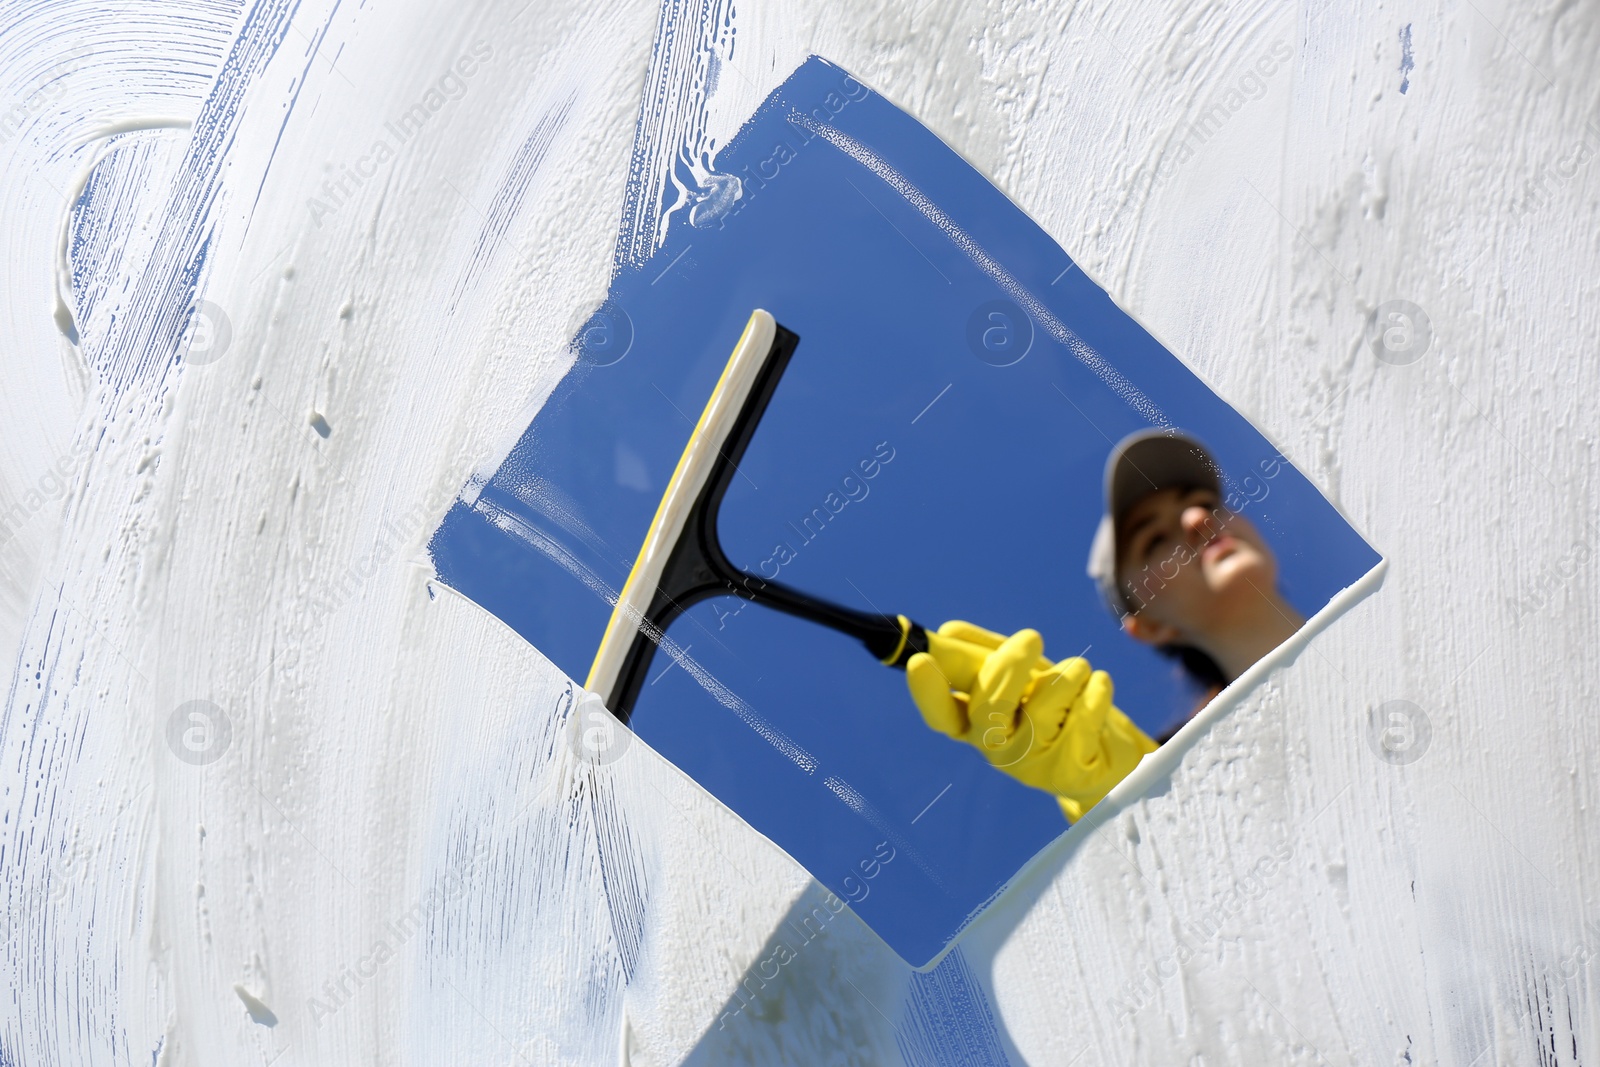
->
1105, 430, 1222, 523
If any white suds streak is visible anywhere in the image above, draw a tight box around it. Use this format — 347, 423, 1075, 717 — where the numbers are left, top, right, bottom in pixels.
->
472, 495, 620, 606
247, 7, 347, 223
446, 92, 578, 316
95, 0, 301, 392
0, 4, 1591, 1059
795, 115, 1171, 430
60, 134, 180, 349
895, 948, 1010, 1066
613, 0, 735, 268
649, 635, 820, 775
823, 775, 947, 892
585, 765, 651, 980
503, 472, 618, 563
470, 497, 820, 774
428, 683, 632, 1064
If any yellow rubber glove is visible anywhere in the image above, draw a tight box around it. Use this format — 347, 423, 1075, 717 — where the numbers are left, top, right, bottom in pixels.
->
906, 620, 1158, 822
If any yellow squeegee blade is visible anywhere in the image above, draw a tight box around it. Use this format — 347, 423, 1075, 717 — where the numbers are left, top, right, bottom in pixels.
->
584, 309, 778, 708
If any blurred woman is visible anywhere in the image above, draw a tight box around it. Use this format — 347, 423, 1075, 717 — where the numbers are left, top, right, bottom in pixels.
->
906, 430, 1303, 820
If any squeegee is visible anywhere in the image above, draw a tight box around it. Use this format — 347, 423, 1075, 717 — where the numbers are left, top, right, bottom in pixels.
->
586, 309, 931, 721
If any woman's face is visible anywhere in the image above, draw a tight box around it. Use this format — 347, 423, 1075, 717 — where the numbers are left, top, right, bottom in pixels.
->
1114, 486, 1278, 644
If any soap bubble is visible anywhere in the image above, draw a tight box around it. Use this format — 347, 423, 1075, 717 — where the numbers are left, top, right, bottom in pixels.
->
1366, 300, 1431, 365
184, 300, 233, 367
1367, 699, 1431, 765
568, 690, 632, 766
689, 172, 743, 228
966, 299, 1033, 367
166, 699, 233, 766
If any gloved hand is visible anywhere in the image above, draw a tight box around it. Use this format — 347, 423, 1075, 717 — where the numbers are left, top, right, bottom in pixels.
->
906, 620, 1158, 822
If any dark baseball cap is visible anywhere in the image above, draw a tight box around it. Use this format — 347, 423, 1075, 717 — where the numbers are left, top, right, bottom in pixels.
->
1085, 430, 1223, 616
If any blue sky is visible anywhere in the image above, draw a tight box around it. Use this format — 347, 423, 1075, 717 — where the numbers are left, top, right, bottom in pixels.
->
430, 57, 1380, 965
